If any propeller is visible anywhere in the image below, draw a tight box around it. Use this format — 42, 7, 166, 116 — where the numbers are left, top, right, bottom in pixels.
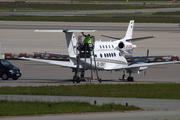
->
144, 70, 146, 76
146, 49, 149, 60
144, 49, 149, 76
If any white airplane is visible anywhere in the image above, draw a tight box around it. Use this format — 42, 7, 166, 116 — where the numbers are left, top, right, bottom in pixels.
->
20, 20, 180, 83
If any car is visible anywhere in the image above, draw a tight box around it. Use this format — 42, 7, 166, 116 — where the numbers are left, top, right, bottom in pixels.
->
0, 59, 21, 80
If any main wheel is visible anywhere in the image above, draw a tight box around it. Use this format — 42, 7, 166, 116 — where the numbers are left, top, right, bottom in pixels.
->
131, 77, 134, 82
2, 73, 8, 80
127, 77, 134, 82
76, 77, 81, 83
127, 77, 131, 82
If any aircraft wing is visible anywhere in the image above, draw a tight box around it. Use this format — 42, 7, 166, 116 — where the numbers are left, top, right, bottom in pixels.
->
19, 57, 76, 68
34, 52, 69, 58
106, 61, 180, 70
125, 55, 174, 59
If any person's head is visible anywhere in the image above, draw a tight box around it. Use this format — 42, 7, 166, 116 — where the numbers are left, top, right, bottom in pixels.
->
88, 34, 90, 36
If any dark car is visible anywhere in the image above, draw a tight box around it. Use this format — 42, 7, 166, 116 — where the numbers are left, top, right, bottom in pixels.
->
0, 59, 21, 80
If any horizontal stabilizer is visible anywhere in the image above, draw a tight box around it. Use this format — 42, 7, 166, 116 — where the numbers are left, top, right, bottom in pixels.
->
126, 36, 155, 42
35, 30, 96, 33
34, 30, 63, 33
101, 35, 121, 40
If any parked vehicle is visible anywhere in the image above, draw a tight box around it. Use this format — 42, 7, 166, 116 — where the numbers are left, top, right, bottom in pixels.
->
0, 59, 21, 80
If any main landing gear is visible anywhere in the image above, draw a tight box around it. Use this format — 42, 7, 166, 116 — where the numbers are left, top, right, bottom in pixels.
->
122, 70, 134, 82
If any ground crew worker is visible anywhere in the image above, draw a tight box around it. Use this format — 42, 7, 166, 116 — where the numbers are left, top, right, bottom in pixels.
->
82, 32, 93, 43
81, 32, 93, 52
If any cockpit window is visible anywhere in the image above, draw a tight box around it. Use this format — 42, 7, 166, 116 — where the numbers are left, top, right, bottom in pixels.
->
0, 60, 13, 66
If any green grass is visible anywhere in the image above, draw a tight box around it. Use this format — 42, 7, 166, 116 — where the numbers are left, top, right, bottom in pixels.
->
0, 2, 180, 11
0, 100, 140, 116
0, 15, 180, 23
0, 84, 180, 99
153, 11, 180, 15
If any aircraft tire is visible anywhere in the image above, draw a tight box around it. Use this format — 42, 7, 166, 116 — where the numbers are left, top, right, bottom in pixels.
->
127, 77, 134, 82
76, 77, 81, 83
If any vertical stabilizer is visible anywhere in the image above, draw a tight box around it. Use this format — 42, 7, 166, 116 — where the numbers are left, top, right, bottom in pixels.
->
124, 20, 134, 40
64, 32, 77, 57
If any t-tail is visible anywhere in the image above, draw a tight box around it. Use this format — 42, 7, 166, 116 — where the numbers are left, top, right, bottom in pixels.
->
122, 20, 134, 41
101, 20, 155, 54
34, 30, 96, 58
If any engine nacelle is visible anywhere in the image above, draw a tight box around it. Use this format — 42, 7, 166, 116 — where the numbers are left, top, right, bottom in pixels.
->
118, 41, 135, 52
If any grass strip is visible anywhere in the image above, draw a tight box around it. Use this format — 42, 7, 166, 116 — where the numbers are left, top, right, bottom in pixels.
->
0, 84, 180, 99
1, 2, 180, 11
0, 15, 180, 23
0, 100, 140, 116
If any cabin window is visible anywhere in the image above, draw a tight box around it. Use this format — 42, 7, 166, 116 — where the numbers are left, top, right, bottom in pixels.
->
105, 45, 108, 49
100, 54, 102, 58
112, 45, 114, 48
108, 45, 111, 48
114, 53, 116, 57
95, 54, 97, 57
119, 52, 121, 56
106, 53, 109, 57
111, 53, 113, 57
104, 53, 106, 57
103, 45, 105, 49
100, 45, 102, 49
109, 53, 111, 57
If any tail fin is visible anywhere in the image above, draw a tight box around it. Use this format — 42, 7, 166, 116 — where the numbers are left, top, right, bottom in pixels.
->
63, 30, 96, 57
34, 30, 96, 57
123, 20, 134, 40
64, 32, 77, 57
